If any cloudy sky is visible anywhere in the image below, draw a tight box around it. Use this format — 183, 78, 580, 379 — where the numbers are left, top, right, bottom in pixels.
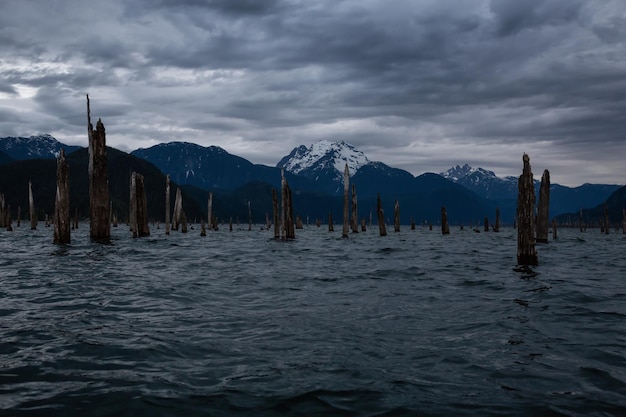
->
1, 0, 625, 186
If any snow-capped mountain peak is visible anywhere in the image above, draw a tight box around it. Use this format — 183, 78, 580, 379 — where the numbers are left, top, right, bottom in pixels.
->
277, 140, 369, 178
0, 134, 81, 160
440, 164, 498, 182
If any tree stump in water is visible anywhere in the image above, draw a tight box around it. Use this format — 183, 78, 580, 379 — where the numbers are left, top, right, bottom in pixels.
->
172, 188, 183, 231
536, 169, 550, 243
484, 217, 489, 232
603, 202, 609, 235
272, 188, 279, 239
394, 200, 400, 232
351, 184, 358, 233
441, 206, 450, 235
494, 208, 501, 232
281, 169, 295, 240
328, 212, 334, 232
130, 172, 150, 238
517, 153, 538, 266
29, 180, 37, 230
53, 149, 71, 244
165, 175, 171, 235
342, 164, 349, 238
552, 219, 557, 240
87, 95, 110, 243
377, 193, 387, 236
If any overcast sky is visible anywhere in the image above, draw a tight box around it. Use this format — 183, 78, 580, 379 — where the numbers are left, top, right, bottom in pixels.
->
1, 0, 625, 186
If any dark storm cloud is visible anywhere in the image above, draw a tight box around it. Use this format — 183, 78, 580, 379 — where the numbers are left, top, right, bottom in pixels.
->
1, 0, 625, 185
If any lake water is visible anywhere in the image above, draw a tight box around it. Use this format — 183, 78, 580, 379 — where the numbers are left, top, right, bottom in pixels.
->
1, 224, 625, 416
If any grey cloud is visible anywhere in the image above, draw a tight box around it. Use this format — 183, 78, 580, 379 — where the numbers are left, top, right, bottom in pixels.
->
490, 0, 584, 36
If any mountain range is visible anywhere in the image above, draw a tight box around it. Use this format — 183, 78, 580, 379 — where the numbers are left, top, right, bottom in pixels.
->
0, 135, 622, 225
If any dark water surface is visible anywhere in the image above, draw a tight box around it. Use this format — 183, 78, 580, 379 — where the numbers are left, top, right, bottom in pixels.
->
1, 225, 625, 416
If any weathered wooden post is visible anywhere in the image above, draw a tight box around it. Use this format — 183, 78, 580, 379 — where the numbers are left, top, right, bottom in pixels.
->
181, 210, 188, 233
87, 95, 110, 243
130, 172, 150, 238
494, 208, 501, 232
342, 164, 349, 238
206, 192, 213, 231
361, 218, 366, 232
390, 200, 399, 232
536, 169, 550, 243
552, 219, 557, 240
328, 212, 334, 232
517, 153, 538, 266
248, 201, 252, 231
229, 216, 233, 232
271, 188, 279, 239
73, 208, 78, 230
16, 205, 20, 227
484, 217, 489, 232
172, 188, 183, 231
603, 202, 609, 235
200, 219, 206, 236
165, 175, 171, 235
296, 215, 303, 229
377, 193, 387, 236
351, 184, 358, 233
281, 170, 295, 240
29, 180, 37, 230
53, 149, 71, 244
441, 206, 450, 235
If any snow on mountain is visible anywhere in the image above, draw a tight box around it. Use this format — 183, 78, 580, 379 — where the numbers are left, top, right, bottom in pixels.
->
440, 164, 500, 184
277, 140, 369, 180
0, 134, 81, 160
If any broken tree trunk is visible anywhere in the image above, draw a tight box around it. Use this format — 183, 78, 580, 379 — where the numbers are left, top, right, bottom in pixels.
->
281, 170, 295, 240
272, 188, 279, 240
623, 209, 625, 234
0, 193, 5, 228
494, 208, 501, 232
351, 184, 358, 233
208, 192, 213, 231
200, 219, 206, 236
536, 169, 550, 243
130, 172, 150, 238
604, 202, 609, 235
484, 217, 489, 232
441, 206, 450, 235
394, 200, 400, 232
552, 219, 557, 240
296, 215, 303, 229
579, 209, 583, 232
328, 212, 334, 232
517, 153, 538, 266
342, 164, 349, 238
165, 175, 171, 235
17, 205, 21, 227
87, 95, 110, 243
181, 210, 188, 233
29, 180, 37, 230
248, 201, 252, 231
172, 188, 183, 231
53, 149, 71, 244
6, 205, 12, 232
361, 218, 366, 232
377, 193, 387, 236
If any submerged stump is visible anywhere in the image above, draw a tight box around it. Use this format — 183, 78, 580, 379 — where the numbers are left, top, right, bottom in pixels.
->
53, 149, 71, 244
351, 184, 358, 233
29, 180, 37, 230
394, 200, 400, 232
517, 153, 538, 266
377, 193, 387, 236
87, 95, 110, 243
130, 172, 150, 238
441, 206, 450, 235
342, 164, 349, 238
165, 175, 171, 235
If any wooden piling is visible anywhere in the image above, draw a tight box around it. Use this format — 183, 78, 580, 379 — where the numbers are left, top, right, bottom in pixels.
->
377, 193, 387, 236
130, 172, 150, 237
248, 201, 252, 231
393, 201, 401, 232
517, 153, 538, 266
342, 164, 349, 238
494, 208, 501, 232
281, 169, 295, 240
29, 180, 37, 230
53, 149, 71, 244
165, 175, 171, 235
272, 188, 279, 240
87, 95, 110, 243
351, 184, 358, 233
536, 169, 550, 243
441, 206, 450, 235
